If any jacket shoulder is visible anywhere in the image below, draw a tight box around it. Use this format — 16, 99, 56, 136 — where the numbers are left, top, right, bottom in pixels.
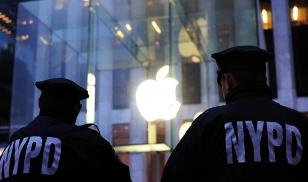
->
188, 106, 228, 138
193, 106, 226, 125
9, 127, 27, 142
67, 124, 111, 146
274, 101, 307, 117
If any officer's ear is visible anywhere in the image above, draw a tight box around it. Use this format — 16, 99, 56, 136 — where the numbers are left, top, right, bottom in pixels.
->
221, 73, 237, 94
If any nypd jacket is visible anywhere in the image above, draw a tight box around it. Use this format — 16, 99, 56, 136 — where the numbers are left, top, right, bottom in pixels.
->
161, 83, 308, 182
0, 115, 131, 182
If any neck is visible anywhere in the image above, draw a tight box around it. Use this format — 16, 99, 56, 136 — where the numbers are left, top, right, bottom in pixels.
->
225, 82, 272, 104
39, 109, 76, 124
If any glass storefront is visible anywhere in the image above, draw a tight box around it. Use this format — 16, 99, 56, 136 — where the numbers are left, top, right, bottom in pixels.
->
3, 0, 258, 181
10, 0, 258, 128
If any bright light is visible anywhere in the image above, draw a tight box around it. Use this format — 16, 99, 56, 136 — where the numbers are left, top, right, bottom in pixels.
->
114, 143, 170, 153
136, 65, 181, 122
293, 6, 299, 21
125, 23, 132, 32
193, 111, 203, 120
87, 73, 96, 85
2, 17, 9, 21
148, 123, 157, 144
191, 56, 201, 63
20, 34, 29, 41
261, 9, 268, 24
40, 36, 49, 45
29, 20, 33, 24
178, 27, 201, 58
86, 85, 95, 123
86, 73, 96, 124
116, 30, 125, 39
179, 122, 192, 139
151, 20, 162, 34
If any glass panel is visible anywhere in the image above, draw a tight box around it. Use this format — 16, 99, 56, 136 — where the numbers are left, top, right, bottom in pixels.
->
181, 63, 201, 104
260, 0, 278, 98
112, 69, 130, 109
10, 0, 89, 131
0, 0, 15, 143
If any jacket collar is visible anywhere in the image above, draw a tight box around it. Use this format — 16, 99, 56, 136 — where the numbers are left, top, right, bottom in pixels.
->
37, 112, 76, 124
225, 82, 272, 104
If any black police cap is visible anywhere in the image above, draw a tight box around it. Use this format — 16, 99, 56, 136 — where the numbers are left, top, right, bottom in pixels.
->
212, 45, 273, 72
35, 78, 89, 101
212, 46, 273, 86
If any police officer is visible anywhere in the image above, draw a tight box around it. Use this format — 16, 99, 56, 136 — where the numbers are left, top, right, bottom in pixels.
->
0, 78, 131, 182
161, 46, 308, 182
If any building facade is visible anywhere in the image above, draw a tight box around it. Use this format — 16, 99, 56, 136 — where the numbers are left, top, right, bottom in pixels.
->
0, 0, 307, 181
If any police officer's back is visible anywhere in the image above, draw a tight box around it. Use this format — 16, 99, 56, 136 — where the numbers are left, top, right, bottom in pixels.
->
161, 46, 308, 182
0, 78, 131, 181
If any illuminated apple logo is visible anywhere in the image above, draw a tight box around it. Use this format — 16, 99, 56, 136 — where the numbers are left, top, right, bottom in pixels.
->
136, 65, 181, 122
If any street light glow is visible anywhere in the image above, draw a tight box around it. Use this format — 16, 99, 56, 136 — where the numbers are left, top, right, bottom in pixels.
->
261, 9, 268, 24
293, 6, 299, 21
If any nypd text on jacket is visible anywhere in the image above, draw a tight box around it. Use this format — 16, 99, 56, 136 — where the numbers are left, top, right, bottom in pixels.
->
225, 121, 303, 165
0, 136, 61, 180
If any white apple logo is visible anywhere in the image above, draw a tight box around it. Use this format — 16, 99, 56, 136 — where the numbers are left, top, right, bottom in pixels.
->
136, 65, 181, 122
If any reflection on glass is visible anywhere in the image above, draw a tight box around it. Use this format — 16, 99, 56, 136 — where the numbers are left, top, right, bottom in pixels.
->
39, 36, 49, 46
151, 20, 162, 34
116, 30, 125, 39
125, 23, 132, 32
86, 73, 96, 124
